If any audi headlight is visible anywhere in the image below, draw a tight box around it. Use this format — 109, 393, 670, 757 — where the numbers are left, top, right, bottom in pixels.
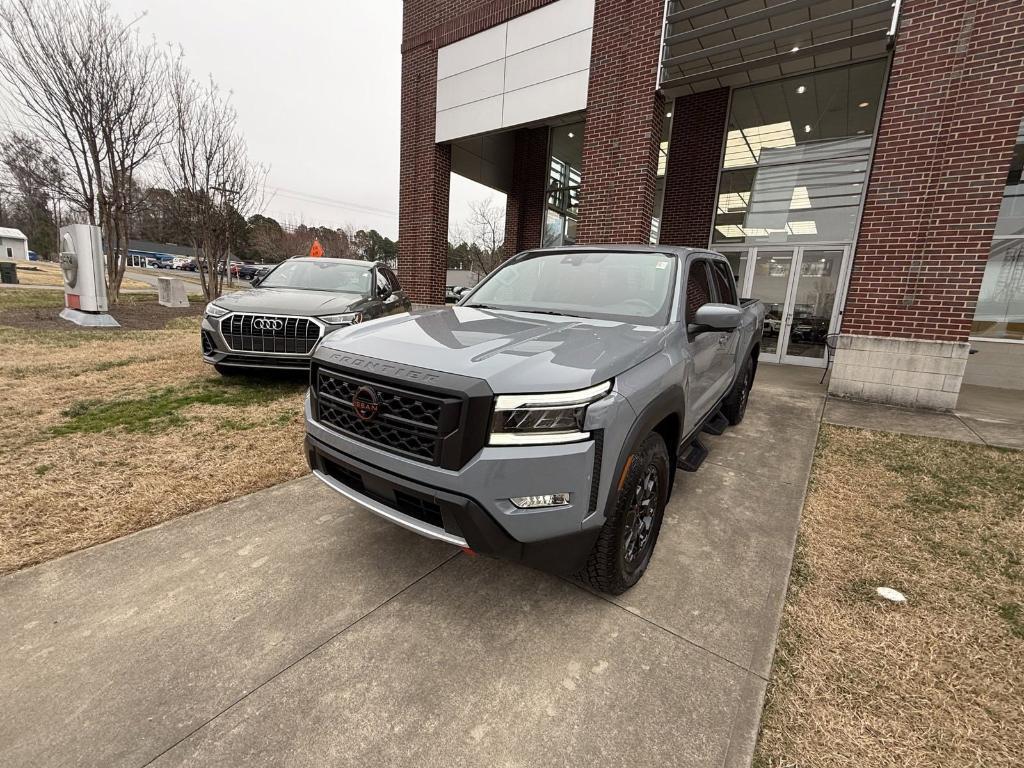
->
204, 302, 229, 318
320, 312, 362, 325
489, 381, 611, 446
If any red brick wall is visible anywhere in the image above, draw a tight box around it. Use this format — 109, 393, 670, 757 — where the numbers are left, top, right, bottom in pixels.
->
841, 0, 1024, 342
399, 44, 451, 304
659, 88, 730, 248
576, 0, 666, 244
504, 127, 549, 257
400, 0, 561, 303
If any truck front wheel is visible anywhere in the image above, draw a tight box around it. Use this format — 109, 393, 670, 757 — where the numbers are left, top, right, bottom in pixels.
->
578, 432, 669, 595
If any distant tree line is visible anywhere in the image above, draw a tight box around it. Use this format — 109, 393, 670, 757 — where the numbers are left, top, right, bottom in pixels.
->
0, 0, 393, 300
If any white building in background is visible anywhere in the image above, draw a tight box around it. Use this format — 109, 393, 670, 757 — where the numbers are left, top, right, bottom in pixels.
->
0, 227, 29, 261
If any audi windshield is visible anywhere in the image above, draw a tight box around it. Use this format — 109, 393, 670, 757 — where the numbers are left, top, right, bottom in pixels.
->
259, 261, 372, 293
463, 251, 677, 325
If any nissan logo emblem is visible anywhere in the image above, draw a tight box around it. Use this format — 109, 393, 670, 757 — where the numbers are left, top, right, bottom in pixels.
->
253, 318, 283, 331
352, 386, 380, 422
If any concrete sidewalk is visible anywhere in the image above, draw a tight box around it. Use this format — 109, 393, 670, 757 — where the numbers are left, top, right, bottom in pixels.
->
0, 364, 824, 768
824, 382, 1023, 449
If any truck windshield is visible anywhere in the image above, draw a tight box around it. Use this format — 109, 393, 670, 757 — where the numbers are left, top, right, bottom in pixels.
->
464, 251, 677, 325
259, 261, 371, 293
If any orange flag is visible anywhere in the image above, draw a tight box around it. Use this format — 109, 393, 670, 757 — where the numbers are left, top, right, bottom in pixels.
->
309, 239, 324, 258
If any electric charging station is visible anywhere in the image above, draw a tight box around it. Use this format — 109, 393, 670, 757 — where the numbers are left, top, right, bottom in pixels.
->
59, 223, 119, 327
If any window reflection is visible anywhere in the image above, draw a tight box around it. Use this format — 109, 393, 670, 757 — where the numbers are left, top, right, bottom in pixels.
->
714, 60, 887, 245
544, 122, 583, 247
974, 117, 1024, 341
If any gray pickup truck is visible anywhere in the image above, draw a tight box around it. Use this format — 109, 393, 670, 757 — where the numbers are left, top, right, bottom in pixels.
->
304, 246, 763, 593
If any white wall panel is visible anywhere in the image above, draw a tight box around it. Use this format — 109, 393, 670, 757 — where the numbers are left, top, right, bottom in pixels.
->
436, 24, 506, 80
502, 28, 592, 93
435, 0, 594, 143
505, 0, 594, 55
436, 60, 505, 111
436, 96, 503, 143
501, 70, 590, 129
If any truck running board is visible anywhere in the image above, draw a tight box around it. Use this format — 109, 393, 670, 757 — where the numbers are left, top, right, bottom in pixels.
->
677, 439, 708, 472
701, 410, 730, 436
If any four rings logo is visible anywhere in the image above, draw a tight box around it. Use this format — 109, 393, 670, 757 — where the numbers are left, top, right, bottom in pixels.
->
252, 318, 283, 331
351, 386, 380, 422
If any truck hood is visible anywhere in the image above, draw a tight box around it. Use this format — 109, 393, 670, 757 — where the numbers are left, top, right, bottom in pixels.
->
212, 288, 366, 316
315, 307, 666, 393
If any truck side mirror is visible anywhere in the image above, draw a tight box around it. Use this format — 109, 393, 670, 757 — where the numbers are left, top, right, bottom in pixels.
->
378, 284, 393, 301
689, 303, 743, 334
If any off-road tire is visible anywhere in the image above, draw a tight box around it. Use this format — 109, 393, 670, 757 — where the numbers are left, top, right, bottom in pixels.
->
578, 432, 670, 595
721, 356, 753, 425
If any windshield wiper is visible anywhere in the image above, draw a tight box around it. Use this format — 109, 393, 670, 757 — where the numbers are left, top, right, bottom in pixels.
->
463, 303, 503, 310
517, 309, 578, 318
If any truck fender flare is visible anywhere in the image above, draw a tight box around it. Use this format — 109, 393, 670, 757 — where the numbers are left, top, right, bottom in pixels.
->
603, 386, 686, 521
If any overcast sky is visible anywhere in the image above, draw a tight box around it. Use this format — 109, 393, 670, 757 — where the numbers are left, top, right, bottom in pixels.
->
106, 0, 496, 240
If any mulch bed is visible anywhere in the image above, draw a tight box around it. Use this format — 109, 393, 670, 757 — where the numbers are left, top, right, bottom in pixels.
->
0, 301, 203, 331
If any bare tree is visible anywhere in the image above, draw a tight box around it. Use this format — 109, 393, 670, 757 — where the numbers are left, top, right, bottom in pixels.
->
465, 197, 506, 275
164, 57, 265, 299
0, 0, 168, 299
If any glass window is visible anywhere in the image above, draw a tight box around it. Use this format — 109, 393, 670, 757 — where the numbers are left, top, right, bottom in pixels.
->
973, 238, 1024, 341
710, 260, 737, 305
259, 260, 371, 293
465, 251, 677, 325
685, 261, 713, 324
543, 122, 583, 247
973, 118, 1024, 341
995, 118, 1024, 238
381, 267, 402, 291
714, 60, 887, 245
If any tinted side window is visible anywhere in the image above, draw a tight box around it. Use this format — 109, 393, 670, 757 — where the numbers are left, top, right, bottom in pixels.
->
685, 260, 713, 324
382, 267, 402, 291
710, 260, 737, 305
374, 270, 390, 295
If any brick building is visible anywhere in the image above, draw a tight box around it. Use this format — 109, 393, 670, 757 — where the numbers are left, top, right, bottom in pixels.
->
399, 0, 1024, 407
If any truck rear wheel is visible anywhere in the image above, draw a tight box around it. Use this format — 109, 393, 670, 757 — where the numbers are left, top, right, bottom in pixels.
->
578, 432, 669, 595
721, 356, 753, 425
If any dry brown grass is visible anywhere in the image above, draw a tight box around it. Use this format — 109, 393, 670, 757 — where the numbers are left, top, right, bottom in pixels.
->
0, 320, 308, 574
756, 425, 1024, 768
14, 261, 151, 290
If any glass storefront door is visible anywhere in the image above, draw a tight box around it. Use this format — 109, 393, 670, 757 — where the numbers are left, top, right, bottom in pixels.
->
727, 246, 848, 366
781, 249, 844, 365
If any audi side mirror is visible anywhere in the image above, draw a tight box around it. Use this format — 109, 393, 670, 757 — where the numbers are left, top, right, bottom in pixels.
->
689, 303, 743, 334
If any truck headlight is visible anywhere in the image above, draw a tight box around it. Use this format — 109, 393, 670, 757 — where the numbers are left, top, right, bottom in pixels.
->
489, 381, 611, 446
320, 312, 362, 325
204, 303, 229, 318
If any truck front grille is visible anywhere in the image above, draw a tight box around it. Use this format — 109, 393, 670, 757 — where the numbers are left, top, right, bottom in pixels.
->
315, 368, 459, 465
221, 314, 321, 355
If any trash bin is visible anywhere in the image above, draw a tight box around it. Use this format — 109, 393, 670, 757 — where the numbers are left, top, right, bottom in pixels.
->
0, 262, 18, 284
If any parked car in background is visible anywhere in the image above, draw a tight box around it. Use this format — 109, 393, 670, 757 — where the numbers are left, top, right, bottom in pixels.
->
27, 250, 40, 261
236, 262, 268, 280
304, 245, 764, 594
445, 285, 467, 303
201, 257, 411, 374
153, 256, 175, 269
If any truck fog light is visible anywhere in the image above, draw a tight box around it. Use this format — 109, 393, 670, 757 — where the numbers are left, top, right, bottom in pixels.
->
510, 493, 570, 509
